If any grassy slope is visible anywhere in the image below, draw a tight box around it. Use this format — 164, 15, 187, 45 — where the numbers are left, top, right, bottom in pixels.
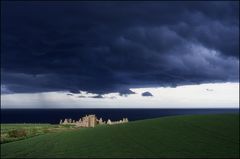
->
1, 124, 54, 133
1, 114, 239, 158
1, 124, 60, 144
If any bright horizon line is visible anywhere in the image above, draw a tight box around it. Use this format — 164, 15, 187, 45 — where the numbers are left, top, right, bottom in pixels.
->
1, 82, 239, 109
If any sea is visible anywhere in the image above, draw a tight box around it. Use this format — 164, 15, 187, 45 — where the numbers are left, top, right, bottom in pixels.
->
1, 108, 239, 124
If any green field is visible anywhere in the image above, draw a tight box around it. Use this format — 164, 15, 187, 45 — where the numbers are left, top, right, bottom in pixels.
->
1, 114, 239, 158
1, 124, 75, 144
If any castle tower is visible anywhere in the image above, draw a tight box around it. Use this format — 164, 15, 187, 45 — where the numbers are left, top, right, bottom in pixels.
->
88, 115, 97, 127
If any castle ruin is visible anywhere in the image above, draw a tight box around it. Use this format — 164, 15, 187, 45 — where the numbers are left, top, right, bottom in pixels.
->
59, 114, 128, 128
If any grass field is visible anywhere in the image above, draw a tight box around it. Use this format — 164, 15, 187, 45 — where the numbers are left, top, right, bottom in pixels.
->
0, 124, 74, 144
1, 114, 239, 158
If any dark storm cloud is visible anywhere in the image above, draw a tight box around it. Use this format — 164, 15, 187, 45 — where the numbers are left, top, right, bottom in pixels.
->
92, 95, 104, 98
69, 90, 80, 94
119, 89, 136, 96
1, 1, 239, 95
142, 92, 153, 97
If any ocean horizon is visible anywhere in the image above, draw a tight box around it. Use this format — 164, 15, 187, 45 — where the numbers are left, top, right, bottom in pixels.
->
1, 108, 239, 124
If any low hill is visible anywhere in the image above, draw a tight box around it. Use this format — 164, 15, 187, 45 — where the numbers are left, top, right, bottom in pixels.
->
1, 114, 239, 158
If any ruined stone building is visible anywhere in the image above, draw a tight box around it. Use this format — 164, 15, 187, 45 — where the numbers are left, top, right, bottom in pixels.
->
98, 118, 105, 125
60, 114, 128, 128
107, 118, 128, 125
75, 114, 97, 127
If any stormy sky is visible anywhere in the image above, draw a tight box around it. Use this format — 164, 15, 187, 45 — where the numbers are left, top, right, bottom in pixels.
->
1, 1, 239, 108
